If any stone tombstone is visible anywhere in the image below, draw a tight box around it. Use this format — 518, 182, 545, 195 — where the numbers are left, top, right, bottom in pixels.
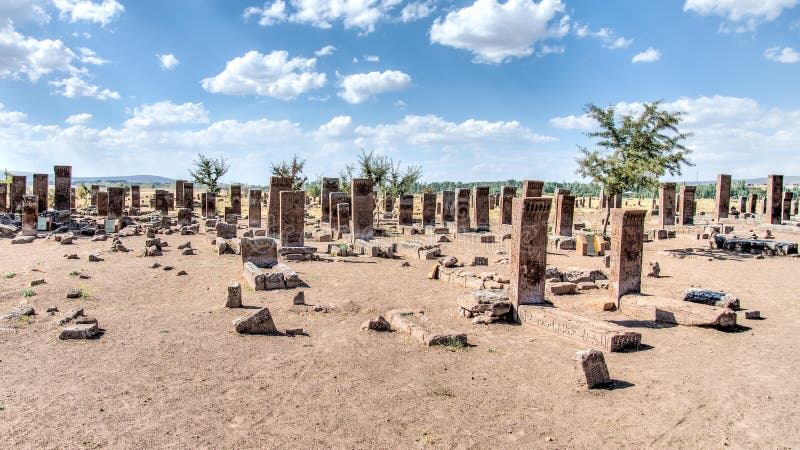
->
240, 237, 278, 268
384, 194, 394, 213
224, 207, 235, 224
230, 185, 242, 215
555, 194, 575, 236
329, 192, 349, 231
679, 185, 696, 225
183, 183, 194, 209
422, 193, 436, 226
268, 177, 294, 237
783, 192, 794, 221
747, 193, 758, 215
11, 175, 26, 213
91, 184, 100, 206
206, 193, 216, 218
500, 186, 516, 225
280, 190, 305, 247
441, 190, 455, 223
155, 190, 168, 214
472, 186, 490, 231
107, 187, 125, 219
22, 195, 38, 236
793, 198, 800, 216
736, 196, 746, 214
351, 178, 374, 240
455, 188, 471, 233
609, 209, 647, 302
96, 191, 109, 216
70, 187, 76, 209
522, 180, 544, 198
200, 193, 208, 217
0, 183, 6, 213
658, 182, 676, 228
33, 174, 48, 213
761, 196, 767, 215
53, 165, 71, 211
130, 185, 141, 208
175, 180, 186, 207
612, 194, 622, 209
766, 174, 783, 225
167, 192, 175, 210
321, 177, 339, 223
248, 189, 262, 228
715, 174, 731, 220
177, 208, 192, 226
509, 197, 552, 315
398, 194, 414, 226
337, 202, 351, 233
576, 349, 611, 389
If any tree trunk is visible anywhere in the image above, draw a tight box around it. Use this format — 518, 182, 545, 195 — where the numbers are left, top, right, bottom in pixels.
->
601, 203, 611, 236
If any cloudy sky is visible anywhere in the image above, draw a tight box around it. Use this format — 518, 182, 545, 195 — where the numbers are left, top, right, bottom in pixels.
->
0, 0, 798, 184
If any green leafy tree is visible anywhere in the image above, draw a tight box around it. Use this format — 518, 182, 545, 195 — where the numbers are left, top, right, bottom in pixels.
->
338, 164, 355, 195
189, 154, 230, 194
575, 101, 692, 234
270, 154, 307, 190
385, 160, 422, 197
2, 169, 11, 184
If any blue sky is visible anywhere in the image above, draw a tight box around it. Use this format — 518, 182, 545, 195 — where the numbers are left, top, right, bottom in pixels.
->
1, 0, 799, 184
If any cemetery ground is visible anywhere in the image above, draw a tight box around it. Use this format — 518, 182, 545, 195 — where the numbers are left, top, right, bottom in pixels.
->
2, 203, 799, 448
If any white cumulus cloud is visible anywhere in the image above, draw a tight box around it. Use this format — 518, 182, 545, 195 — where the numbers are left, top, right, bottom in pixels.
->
201, 50, 327, 100
0, 24, 77, 82
244, 0, 398, 34
79, 47, 108, 65
339, 70, 412, 104
430, 0, 568, 64
49, 74, 120, 100
632, 47, 661, 63
764, 46, 800, 63
684, 0, 799, 32
157, 53, 180, 70
52, 0, 125, 26
314, 45, 337, 56
549, 114, 595, 130
124, 101, 210, 129
400, 1, 436, 22
65, 113, 92, 125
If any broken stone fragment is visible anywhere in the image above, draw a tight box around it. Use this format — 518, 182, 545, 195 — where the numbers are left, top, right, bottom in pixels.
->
548, 281, 577, 295
387, 309, 467, 346
58, 308, 84, 325
12, 236, 36, 244
1, 306, 35, 320
285, 328, 304, 336
361, 316, 392, 332
88, 253, 103, 262
233, 307, 278, 334
682, 288, 740, 309
226, 282, 242, 308
439, 256, 458, 268
646, 261, 661, 278
30, 279, 46, 287
292, 291, 305, 305
576, 349, 611, 388
427, 264, 440, 280
66, 288, 82, 299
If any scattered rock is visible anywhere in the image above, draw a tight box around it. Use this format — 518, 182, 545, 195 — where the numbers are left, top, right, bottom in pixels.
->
64, 253, 79, 260
548, 281, 577, 295
1, 306, 35, 320
11, 236, 36, 244
576, 349, 611, 388
58, 308, 84, 325
176, 270, 187, 276
88, 253, 103, 262
59, 323, 100, 340
181, 248, 194, 255
66, 288, 82, 299
46, 306, 58, 313
285, 328, 304, 336
30, 279, 46, 287
427, 264, 440, 280
292, 291, 305, 305
162, 265, 173, 271
361, 316, 392, 331
439, 256, 458, 268
149, 262, 161, 269
226, 282, 242, 308
400, 261, 410, 267
646, 261, 660, 278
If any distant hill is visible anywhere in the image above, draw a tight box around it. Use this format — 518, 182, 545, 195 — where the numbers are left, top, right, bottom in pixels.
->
686, 176, 800, 186
6, 172, 175, 185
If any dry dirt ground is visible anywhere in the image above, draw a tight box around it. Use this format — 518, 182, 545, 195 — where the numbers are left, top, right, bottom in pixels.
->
1, 205, 799, 449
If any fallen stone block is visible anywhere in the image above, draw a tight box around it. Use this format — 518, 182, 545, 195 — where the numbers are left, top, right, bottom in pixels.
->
1, 306, 35, 320
517, 305, 641, 352
548, 281, 577, 295
233, 307, 278, 334
619, 294, 737, 328
240, 237, 278, 268
275, 263, 303, 288
387, 310, 467, 347
11, 236, 36, 244
59, 323, 100, 340
457, 289, 513, 323
576, 349, 612, 388
58, 308, 84, 325
242, 262, 266, 291
361, 316, 392, 331
737, 309, 761, 320
216, 222, 237, 239
682, 288, 740, 309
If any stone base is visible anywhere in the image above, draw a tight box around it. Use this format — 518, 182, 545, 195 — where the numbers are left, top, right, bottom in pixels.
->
387, 309, 467, 346
517, 304, 641, 352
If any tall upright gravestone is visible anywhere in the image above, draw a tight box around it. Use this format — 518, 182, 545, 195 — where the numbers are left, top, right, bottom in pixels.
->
554, 193, 575, 236
329, 192, 348, 231
268, 177, 293, 237
280, 190, 305, 247
337, 203, 351, 233
715, 174, 731, 220
183, 183, 194, 209
70, 187, 76, 209
659, 182, 676, 228
783, 192, 794, 221
131, 185, 141, 208
500, 186, 516, 225
0, 184, 7, 213
747, 193, 757, 215
96, 191, 109, 216
53, 165, 71, 211
249, 189, 262, 228
422, 193, 436, 226
91, 184, 100, 207
440, 190, 455, 223
609, 209, 646, 303
155, 190, 168, 214
351, 178, 374, 240
11, 175, 26, 213
230, 185, 242, 216
33, 174, 48, 213
472, 186, 490, 231
107, 187, 125, 219
321, 178, 339, 223
22, 195, 38, 236
455, 188, 470, 233
175, 180, 186, 207
206, 193, 217, 218
398, 195, 414, 226
766, 175, 783, 225
509, 197, 552, 317
522, 180, 544, 197
678, 185, 696, 225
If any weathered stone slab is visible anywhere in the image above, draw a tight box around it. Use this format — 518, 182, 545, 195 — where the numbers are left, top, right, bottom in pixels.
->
767, 174, 783, 225
275, 263, 302, 288
500, 186, 516, 225
609, 209, 646, 301
351, 178, 374, 240
518, 305, 641, 352
455, 188, 470, 232
321, 177, 339, 223
233, 307, 278, 334
659, 182, 676, 227
11, 175, 26, 213
280, 190, 305, 247
59, 323, 100, 339
230, 184, 242, 215
387, 309, 467, 346
240, 237, 278, 268
441, 190, 455, 223
216, 221, 237, 239
471, 186, 490, 231
715, 174, 730, 220
683, 288, 739, 309
33, 173, 48, 213
510, 197, 552, 310
328, 192, 348, 231
242, 262, 266, 290
53, 165, 71, 211
619, 294, 737, 327
21, 195, 38, 236
576, 349, 612, 388
422, 193, 436, 226
521, 180, 544, 197
398, 194, 413, 226
226, 281, 242, 308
